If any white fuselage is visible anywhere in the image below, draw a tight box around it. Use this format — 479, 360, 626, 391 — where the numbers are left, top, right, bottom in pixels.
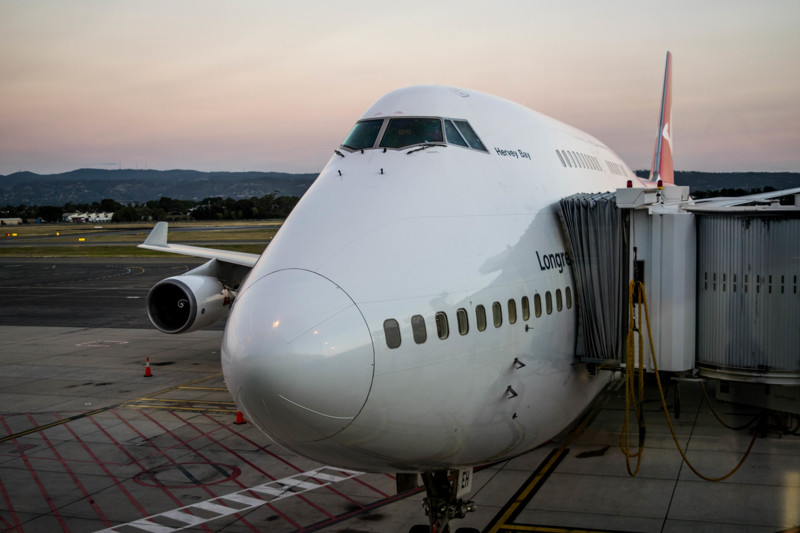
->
221, 85, 633, 472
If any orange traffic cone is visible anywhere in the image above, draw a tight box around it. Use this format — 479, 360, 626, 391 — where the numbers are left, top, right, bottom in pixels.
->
234, 411, 245, 425
144, 357, 153, 377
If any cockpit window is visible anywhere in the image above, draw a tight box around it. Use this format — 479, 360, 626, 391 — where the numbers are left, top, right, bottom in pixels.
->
453, 120, 487, 151
342, 119, 383, 150
379, 118, 443, 149
445, 120, 468, 147
340, 116, 487, 154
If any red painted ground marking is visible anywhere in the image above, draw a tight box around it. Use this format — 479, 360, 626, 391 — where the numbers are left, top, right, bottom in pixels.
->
199, 411, 363, 519
56, 412, 151, 518
0, 419, 21, 532
139, 410, 261, 532
205, 412, 392, 500
167, 411, 299, 525
110, 409, 216, 533
29, 413, 112, 527
175, 410, 313, 527
0, 415, 70, 532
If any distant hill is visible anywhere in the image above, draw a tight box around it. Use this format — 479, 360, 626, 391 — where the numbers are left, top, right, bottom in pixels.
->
633, 170, 800, 193
0, 169, 318, 205
3, 168, 799, 206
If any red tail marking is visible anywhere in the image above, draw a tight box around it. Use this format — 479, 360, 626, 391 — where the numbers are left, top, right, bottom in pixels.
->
649, 51, 673, 185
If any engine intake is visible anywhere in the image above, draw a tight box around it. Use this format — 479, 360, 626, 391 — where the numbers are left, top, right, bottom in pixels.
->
147, 274, 232, 334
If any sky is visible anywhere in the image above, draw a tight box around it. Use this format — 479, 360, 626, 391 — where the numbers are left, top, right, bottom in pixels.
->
1, 0, 799, 175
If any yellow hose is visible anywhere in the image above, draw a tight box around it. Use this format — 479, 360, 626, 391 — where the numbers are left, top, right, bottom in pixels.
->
620, 280, 758, 482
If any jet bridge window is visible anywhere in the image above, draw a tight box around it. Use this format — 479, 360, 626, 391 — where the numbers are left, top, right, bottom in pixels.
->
342, 119, 384, 150
411, 314, 427, 344
384, 319, 401, 349
380, 118, 443, 149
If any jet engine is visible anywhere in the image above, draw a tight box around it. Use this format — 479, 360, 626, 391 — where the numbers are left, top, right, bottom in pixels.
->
146, 274, 233, 334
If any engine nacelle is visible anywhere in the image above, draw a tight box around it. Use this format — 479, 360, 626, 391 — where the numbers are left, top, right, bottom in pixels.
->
146, 274, 233, 334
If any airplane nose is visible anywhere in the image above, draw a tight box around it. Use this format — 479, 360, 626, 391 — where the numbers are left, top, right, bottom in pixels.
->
222, 269, 374, 444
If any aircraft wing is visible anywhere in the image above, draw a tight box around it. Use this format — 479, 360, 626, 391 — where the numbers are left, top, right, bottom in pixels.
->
691, 187, 800, 208
138, 222, 260, 267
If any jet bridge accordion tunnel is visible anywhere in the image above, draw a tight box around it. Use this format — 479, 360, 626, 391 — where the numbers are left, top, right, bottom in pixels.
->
558, 188, 800, 396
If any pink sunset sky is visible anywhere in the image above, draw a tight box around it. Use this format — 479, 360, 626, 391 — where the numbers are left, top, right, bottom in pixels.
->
1, 0, 798, 175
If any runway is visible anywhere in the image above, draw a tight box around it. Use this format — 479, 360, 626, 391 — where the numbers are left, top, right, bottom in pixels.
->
1, 258, 799, 532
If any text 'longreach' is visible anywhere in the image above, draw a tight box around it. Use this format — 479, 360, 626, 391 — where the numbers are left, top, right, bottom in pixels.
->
536, 250, 572, 273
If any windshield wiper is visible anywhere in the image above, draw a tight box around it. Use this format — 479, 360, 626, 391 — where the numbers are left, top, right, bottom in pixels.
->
406, 142, 445, 154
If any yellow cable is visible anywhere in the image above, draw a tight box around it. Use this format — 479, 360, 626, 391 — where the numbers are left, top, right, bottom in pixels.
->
620, 280, 758, 482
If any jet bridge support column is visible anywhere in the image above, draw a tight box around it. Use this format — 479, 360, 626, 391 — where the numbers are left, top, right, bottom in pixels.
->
628, 203, 696, 372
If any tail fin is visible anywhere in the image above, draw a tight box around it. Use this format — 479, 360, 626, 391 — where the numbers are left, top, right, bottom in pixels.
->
648, 51, 673, 184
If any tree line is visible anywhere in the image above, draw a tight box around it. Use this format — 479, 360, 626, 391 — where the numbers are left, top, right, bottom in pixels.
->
0, 193, 300, 223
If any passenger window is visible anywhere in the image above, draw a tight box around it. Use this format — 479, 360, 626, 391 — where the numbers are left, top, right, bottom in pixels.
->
566, 287, 572, 309
380, 118, 443, 149
411, 315, 427, 344
476, 305, 487, 331
534, 294, 542, 317
507, 299, 517, 324
383, 319, 401, 349
556, 289, 563, 312
453, 120, 487, 151
435, 312, 449, 340
521, 296, 530, 320
445, 120, 468, 147
492, 302, 502, 327
457, 308, 469, 335
342, 119, 384, 150
546, 292, 553, 315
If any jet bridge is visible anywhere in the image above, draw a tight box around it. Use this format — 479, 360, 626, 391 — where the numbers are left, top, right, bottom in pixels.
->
559, 186, 800, 413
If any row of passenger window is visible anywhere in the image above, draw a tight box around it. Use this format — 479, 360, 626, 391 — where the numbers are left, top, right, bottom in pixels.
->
555, 149, 630, 178
556, 149, 602, 172
382, 287, 573, 349
606, 161, 627, 176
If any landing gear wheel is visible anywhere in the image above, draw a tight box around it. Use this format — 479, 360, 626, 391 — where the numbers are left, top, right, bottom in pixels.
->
412, 470, 476, 533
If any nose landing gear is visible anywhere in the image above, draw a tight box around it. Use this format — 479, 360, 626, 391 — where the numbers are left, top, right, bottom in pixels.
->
409, 469, 478, 533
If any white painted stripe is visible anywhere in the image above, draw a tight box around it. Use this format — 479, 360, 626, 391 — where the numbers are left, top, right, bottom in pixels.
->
219, 492, 264, 506
193, 501, 237, 515
306, 471, 347, 483
120, 519, 176, 533
275, 478, 322, 491
94, 467, 362, 532
248, 484, 288, 497
160, 510, 207, 526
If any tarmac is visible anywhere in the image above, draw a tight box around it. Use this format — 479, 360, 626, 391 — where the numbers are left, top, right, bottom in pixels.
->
1, 258, 799, 532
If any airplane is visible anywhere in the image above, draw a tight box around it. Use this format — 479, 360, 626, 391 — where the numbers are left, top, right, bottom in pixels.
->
139, 52, 675, 532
